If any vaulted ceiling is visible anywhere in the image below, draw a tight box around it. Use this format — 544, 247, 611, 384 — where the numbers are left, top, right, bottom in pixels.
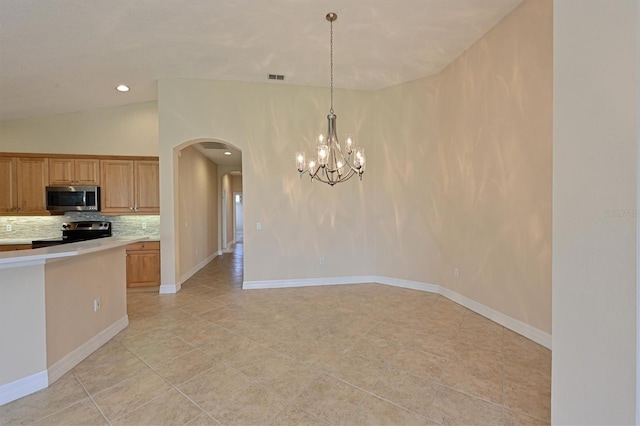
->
0, 0, 523, 123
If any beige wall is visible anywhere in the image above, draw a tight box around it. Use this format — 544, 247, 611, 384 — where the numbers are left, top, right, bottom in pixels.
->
0, 265, 46, 386
0, 102, 158, 156
44, 247, 127, 367
232, 175, 243, 193
373, 0, 552, 333
222, 173, 233, 247
552, 0, 638, 423
177, 145, 219, 281
159, 80, 374, 286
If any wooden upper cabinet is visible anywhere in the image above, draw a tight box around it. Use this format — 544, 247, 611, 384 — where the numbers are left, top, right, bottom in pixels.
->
134, 161, 160, 214
49, 158, 100, 185
0, 157, 18, 213
100, 160, 135, 214
101, 159, 159, 215
16, 157, 49, 215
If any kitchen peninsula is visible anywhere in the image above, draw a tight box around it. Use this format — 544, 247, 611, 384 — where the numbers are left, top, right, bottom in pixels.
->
0, 237, 142, 406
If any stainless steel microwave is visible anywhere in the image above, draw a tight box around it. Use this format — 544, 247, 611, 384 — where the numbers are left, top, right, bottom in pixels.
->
46, 185, 100, 213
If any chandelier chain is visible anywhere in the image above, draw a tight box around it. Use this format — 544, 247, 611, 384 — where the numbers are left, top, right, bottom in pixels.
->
330, 17, 334, 114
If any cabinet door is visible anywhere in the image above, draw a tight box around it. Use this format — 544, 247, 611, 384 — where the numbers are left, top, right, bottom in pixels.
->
16, 157, 48, 214
126, 244, 160, 287
0, 157, 17, 213
50, 158, 100, 185
100, 160, 134, 214
49, 158, 74, 184
74, 159, 100, 185
134, 160, 160, 214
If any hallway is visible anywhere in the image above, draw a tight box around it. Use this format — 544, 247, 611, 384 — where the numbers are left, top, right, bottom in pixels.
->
1, 243, 550, 425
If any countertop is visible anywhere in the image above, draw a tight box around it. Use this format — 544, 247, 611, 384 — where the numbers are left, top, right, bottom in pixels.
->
0, 237, 160, 245
0, 236, 147, 269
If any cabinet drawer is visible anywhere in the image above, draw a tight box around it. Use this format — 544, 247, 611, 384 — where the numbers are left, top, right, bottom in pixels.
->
126, 241, 160, 251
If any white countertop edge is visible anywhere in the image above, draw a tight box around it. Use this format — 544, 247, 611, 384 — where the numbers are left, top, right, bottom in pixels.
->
0, 237, 148, 269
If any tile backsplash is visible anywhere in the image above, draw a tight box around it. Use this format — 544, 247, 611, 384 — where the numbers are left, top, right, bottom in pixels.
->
0, 213, 160, 240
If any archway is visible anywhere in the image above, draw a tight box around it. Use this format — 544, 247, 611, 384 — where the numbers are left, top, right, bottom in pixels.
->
164, 138, 243, 291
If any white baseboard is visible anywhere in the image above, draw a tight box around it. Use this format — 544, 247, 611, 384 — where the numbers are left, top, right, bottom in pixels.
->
0, 370, 48, 407
243, 275, 376, 290
47, 315, 129, 384
439, 287, 552, 349
374, 276, 440, 293
242, 274, 551, 350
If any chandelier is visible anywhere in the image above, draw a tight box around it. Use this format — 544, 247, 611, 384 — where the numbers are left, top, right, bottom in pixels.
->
296, 12, 366, 186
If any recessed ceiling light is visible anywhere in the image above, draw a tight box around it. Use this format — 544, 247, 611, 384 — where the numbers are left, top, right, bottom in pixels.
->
224, 151, 232, 156
116, 84, 130, 92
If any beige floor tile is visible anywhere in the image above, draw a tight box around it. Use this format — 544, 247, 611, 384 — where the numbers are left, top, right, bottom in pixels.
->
347, 395, 432, 425
110, 388, 204, 425
120, 328, 177, 353
292, 374, 368, 425
134, 337, 196, 368
390, 348, 448, 382
32, 398, 107, 426
165, 315, 213, 334
504, 408, 550, 426
367, 321, 416, 345
0, 372, 88, 425
440, 343, 504, 403
72, 340, 133, 375
205, 382, 286, 425
403, 329, 457, 359
74, 352, 151, 395
456, 313, 505, 353
154, 349, 217, 386
371, 368, 439, 418
91, 369, 173, 421
327, 351, 389, 391
242, 353, 321, 400
198, 329, 256, 361
267, 406, 329, 426
347, 335, 400, 364
178, 363, 251, 415
177, 324, 229, 347
427, 385, 505, 425
503, 376, 551, 423
184, 413, 220, 425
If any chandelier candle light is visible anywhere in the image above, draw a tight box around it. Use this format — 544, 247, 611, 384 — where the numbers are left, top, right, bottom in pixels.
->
296, 12, 366, 186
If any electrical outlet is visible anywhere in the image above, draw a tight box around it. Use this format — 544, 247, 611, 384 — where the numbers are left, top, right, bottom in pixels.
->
320, 257, 325, 265
256, 222, 262, 230
141, 222, 147, 229
93, 298, 101, 312
454, 267, 459, 278
5, 224, 12, 232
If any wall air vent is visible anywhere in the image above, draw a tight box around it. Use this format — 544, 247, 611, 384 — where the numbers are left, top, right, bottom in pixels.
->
268, 74, 285, 81
199, 142, 228, 150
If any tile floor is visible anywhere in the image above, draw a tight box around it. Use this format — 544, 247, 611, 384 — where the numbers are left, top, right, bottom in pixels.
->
0, 243, 551, 425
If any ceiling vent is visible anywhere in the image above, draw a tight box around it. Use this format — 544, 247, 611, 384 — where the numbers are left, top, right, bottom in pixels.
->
268, 74, 285, 81
199, 141, 228, 150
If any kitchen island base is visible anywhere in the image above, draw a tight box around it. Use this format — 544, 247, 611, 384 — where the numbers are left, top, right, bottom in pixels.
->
0, 238, 138, 406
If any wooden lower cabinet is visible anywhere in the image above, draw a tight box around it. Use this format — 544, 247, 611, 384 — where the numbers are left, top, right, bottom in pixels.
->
126, 241, 160, 288
0, 244, 32, 252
